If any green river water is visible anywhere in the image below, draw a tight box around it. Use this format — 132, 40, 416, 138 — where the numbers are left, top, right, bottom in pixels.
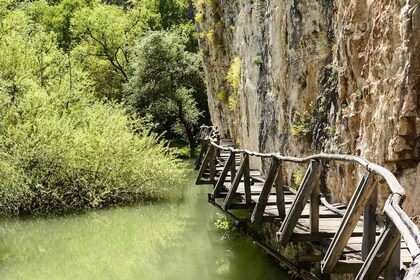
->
0, 161, 289, 279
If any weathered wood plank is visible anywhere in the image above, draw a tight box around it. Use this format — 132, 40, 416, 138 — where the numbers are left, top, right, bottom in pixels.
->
310, 180, 320, 233
209, 145, 217, 184
194, 140, 207, 170
275, 165, 286, 219
196, 144, 213, 184
355, 221, 401, 280
384, 238, 401, 280
213, 152, 235, 198
223, 154, 249, 210
251, 158, 280, 223
321, 172, 373, 274
277, 160, 321, 247
243, 155, 251, 205
362, 186, 377, 260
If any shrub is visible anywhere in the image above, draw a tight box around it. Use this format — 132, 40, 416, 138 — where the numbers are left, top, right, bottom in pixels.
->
226, 56, 241, 92
0, 88, 184, 215
206, 29, 216, 43
217, 91, 228, 102
195, 13, 204, 23
252, 55, 263, 65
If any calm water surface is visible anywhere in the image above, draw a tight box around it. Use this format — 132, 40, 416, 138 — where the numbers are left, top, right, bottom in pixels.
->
0, 161, 289, 279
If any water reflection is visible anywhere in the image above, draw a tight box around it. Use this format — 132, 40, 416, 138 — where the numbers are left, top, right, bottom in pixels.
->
0, 161, 289, 280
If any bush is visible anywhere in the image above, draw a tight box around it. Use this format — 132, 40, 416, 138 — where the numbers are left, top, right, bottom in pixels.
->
0, 8, 184, 216
0, 89, 184, 215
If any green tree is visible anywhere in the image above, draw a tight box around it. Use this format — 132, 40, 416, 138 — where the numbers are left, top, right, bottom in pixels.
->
125, 30, 204, 155
71, 3, 142, 99
0, 3, 184, 215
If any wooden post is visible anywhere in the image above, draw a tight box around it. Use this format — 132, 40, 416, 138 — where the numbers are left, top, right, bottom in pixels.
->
195, 144, 214, 184
209, 146, 217, 185
362, 186, 377, 260
310, 181, 320, 233
230, 151, 236, 180
213, 152, 235, 198
384, 237, 401, 280
274, 164, 286, 219
251, 158, 281, 223
321, 172, 374, 274
277, 160, 321, 247
223, 154, 249, 210
356, 220, 401, 279
243, 154, 251, 205
194, 140, 207, 170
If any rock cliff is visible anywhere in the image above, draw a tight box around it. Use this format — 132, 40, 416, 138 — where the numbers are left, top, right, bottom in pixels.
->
196, 0, 420, 216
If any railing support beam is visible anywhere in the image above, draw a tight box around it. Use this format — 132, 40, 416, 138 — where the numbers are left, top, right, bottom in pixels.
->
223, 154, 249, 210
277, 160, 321, 247
321, 172, 374, 274
356, 220, 401, 279
251, 158, 281, 223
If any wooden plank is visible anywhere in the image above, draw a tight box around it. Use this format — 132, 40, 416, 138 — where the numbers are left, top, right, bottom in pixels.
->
230, 151, 236, 183
310, 180, 320, 233
195, 144, 213, 184
213, 153, 235, 198
362, 186, 377, 260
251, 158, 280, 223
355, 221, 401, 279
275, 164, 286, 219
194, 140, 206, 170
223, 154, 249, 210
277, 160, 321, 247
335, 260, 363, 274
243, 154, 251, 205
321, 172, 373, 274
209, 145, 217, 184
384, 234, 401, 280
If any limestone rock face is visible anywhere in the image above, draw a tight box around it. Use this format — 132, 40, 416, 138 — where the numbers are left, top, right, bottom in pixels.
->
196, 0, 420, 216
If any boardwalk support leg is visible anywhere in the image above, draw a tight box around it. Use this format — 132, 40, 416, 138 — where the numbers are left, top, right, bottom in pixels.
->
251, 158, 281, 223
277, 160, 321, 247
321, 172, 373, 274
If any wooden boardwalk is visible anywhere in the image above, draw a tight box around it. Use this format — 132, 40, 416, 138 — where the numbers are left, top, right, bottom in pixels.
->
194, 127, 420, 279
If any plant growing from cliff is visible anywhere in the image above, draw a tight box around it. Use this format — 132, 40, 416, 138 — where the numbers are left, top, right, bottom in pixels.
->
291, 110, 315, 138
226, 56, 241, 92
252, 55, 263, 65
217, 91, 228, 102
228, 96, 236, 111
292, 167, 307, 189
195, 13, 204, 23
325, 62, 343, 82
206, 29, 216, 43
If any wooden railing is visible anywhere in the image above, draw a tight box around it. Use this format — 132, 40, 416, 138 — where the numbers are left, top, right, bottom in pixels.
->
195, 125, 420, 279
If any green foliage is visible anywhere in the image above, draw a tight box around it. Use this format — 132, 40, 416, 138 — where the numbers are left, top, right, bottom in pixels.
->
325, 62, 343, 82
252, 55, 263, 65
195, 13, 204, 23
125, 30, 205, 152
71, 4, 141, 99
0, 1, 185, 216
214, 213, 235, 239
226, 56, 241, 92
292, 167, 307, 189
228, 96, 236, 111
206, 29, 216, 43
136, 0, 189, 30
291, 109, 315, 138
217, 91, 228, 102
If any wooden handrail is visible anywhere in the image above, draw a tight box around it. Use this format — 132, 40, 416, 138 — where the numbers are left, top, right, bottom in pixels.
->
196, 125, 420, 277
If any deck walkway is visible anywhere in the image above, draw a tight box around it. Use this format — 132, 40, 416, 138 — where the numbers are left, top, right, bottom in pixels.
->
194, 127, 420, 279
